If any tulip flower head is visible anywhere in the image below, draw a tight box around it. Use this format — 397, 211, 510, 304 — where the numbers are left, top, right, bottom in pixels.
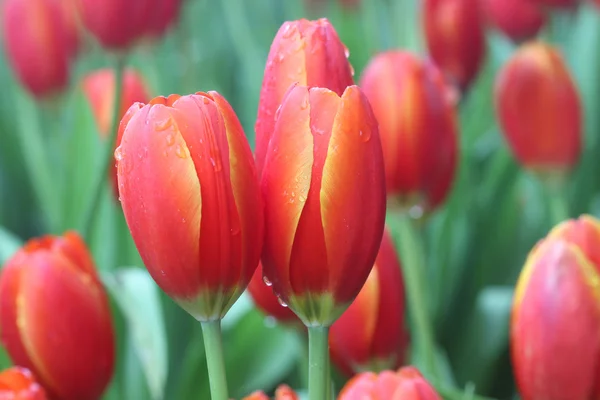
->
255, 18, 355, 176
0, 232, 115, 400
511, 215, 600, 400
330, 229, 409, 376
483, 0, 546, 41
261, 84, 386, 327
360, 51, 458, 214
495, 41, 581, 182
2, 0, 78, 97
116, 92, 264, 322
423, 0, 486, 90
0, 367, 47, 400
338, 366, 441, 399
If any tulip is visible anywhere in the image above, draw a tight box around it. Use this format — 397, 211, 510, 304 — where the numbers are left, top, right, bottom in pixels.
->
338, 366, 441, 399
482, 0, 546, 41
0, 232, 115, 400
330, 229, 409, 376
116, 92, 263, 321
495, 42, 581, 179
261, 84, 386, 327
0, 367, 47, 400
359, 51, 458, 213
423, 0, 486, 90
255, 18, 355, 176
2, 0, 78, 97
242, 385, 300, 400
248, 263, 299, 324
511, 215, 600, 400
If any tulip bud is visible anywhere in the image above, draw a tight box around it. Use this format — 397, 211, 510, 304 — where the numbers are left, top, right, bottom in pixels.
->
483, 0, 546, 41
423, 0, 486, 90
359, 51, 458, 213
255, 18, 354, 176
248, 263, 299, 323
495, 42, 581, 179
116, 92, 263, 321
339, 366, 441, 399
261, 84, 386, 327
0, 367, 47, 400
0, 232, 115, 400
243, 385, 300, 400
512, 215, 600, 399
2, 0, 78, 97
330, 229, 409, 376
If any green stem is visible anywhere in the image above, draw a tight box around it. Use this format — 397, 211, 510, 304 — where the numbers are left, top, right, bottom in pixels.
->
81, 55, 126, 239
547, 189, 569, 225
395, 214, 438, 381
201, 320, 229, 400
308, 326, 329, 400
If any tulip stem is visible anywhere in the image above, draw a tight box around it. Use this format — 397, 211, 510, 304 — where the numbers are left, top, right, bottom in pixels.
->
201, 320, 229, 400
81, 55, 126, 240
307, 326, 330, 400
395, 214, 438, 381
548, 190, 569, 225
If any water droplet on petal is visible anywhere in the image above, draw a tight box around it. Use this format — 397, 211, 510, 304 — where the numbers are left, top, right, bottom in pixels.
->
350, 64, 355, 77
263, 275, 272, 287
154, 117, 173, 132
277, 53, 285, 62
114, 147, 124, 161
344, 46, 350, 58
175, 144, 187, 158
202, 97, 210, 105
275, 104, 283, 120
277, 296, 288, 307
166, 134, 175, 146
300, 97, 309, 110
359, 129, 372, 142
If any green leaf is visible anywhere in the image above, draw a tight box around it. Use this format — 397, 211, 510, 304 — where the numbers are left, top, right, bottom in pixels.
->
102, 268, 168, 400
0, 226, 22, 265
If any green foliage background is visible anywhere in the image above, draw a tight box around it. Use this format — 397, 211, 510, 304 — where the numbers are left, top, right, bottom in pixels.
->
1, 0, 600, 399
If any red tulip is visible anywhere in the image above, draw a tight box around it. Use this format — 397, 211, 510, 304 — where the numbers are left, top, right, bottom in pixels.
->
359, 51, 458, 213
248, 263, 299, 323
495, 41, 581, 177
255, 18, 354, 176
423, 0, 486, 90
338, 366, 441, 399
242, 385, 300, 400
261, 84, 386, 327
0, 232, 115, 400
2, 0, 78, 97
483, 0, 546, 41
0, 367, 47, 400
330, 229, 408, 376
116, 92, 263, 321
512, 216, 600, 399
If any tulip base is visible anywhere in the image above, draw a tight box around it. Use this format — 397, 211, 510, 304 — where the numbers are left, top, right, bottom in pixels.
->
307, 326, 330, 400
201, 320, 229, 400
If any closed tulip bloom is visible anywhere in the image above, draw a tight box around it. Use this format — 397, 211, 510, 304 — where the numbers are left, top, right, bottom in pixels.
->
0, 232, 115, 400
242, 385, 300, 400
248, 263, 298, 323
360, 51, 458, 213
483, 0, 546, 41
116, 92, 263, 321
0, 367, 47, 400
339, 367, 441, 400
511, 216, 600, 400
261, 84, 386, 327
330, 230, 409, 376
496, 42, 581, 177
423, 0, 486, 90
255, 18, 354, 176
2, 0, 77, 97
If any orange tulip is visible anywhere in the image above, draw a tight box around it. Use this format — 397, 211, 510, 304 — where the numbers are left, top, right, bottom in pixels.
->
330, 229, 408, 376
338, 366, 441, 399
482, 0, 546, 41
423, 0, 486, 90
495, 42, 581, 178
116, 92, 263, 321
0, 232, 115, 400
511, 215, 600, 400
0, 367, 47, 400
248, 263, 299, 323
2, 0, 78, 97
242, 385, 299, 400
255, 18, 354, 176
261, 84, 386, 327
359, 51, 458, 213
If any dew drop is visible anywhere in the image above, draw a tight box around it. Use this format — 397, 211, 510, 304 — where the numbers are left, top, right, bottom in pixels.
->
282, 24, 294, 39
300, 97, 309, 110
277, 53, 285, 62
154, 118, 173, 132
275, 104, 283, 120
263, 275, 273, 287
202, 97, 210, 105
344, 46, 350, 58
359, 129, 372, 142
114, 147, 124, 161
175, 144, 187, 158
160, 270, 166, 276
230, 224, 241, 235
349, 64, 355, 77
166, 134, 175, 146
277, 296, 288, 307
299, 194, 307, 203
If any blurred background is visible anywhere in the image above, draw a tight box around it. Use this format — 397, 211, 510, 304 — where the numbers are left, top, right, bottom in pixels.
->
1, 0, 600, 399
